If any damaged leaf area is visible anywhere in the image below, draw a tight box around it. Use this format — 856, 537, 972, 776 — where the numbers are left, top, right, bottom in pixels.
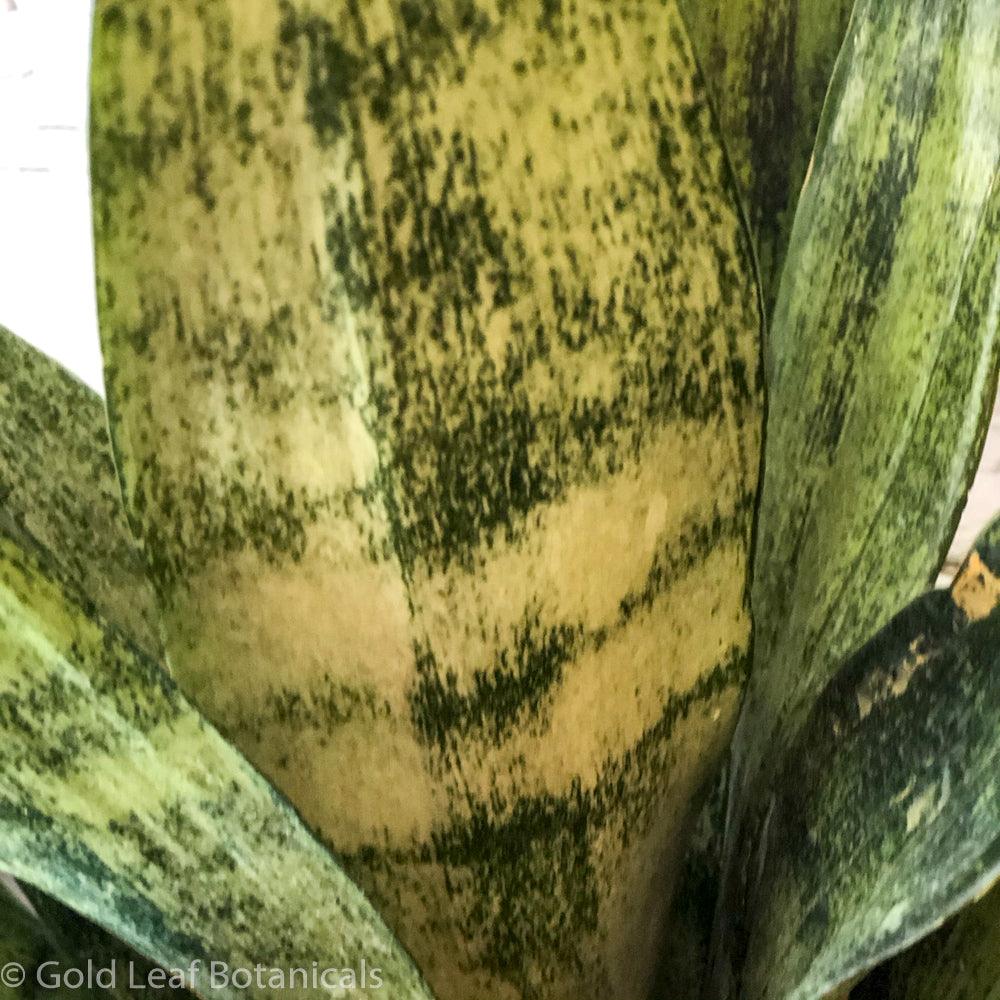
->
852, 518, 1000, 1000
90, 2, 762, 996
0, 329, 432, 1000
739, 517, 1000, 1000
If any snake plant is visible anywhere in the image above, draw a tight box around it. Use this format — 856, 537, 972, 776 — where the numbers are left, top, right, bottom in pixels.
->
1, 1, 999, 998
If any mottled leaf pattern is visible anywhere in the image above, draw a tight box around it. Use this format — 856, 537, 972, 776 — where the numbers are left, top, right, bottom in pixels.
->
742, 0, 1000, 783
719, 2, 1000, 970
679, 0, 855, 305
0, 327, 160, 660
849, 519, 1000, 1000
0, 330, 432, 1000
738, 517, 1000, 1000
91, 2, 762, 996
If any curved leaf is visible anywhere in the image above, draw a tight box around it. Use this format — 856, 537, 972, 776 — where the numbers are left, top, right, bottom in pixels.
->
718, 2, 1000, 969
0, 330, 432, 999
852, 517, 1000, 1000
857, 885, 1000, 1000
0, 327, 160, 660
737, 517, 1000, 999
91, 2, 763, 996
678, 0, 855, 305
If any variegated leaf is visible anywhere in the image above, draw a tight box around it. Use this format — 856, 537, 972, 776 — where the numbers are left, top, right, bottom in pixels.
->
714, 3, 1000, 982
90, 2, 763, 996
738, 517, 1000, 999
850, 517, 1000, 1000
0, 328, 432, 1000
679, 0, 855, 305
0, 327, 160, 660
741, 0, 1000, 792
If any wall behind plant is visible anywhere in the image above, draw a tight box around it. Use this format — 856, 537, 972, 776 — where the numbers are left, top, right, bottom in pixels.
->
0, 0, 102, 392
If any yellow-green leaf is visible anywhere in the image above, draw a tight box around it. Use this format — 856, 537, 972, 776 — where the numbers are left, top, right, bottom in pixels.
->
90, 2, 763, 996
745, 0, 1000, 777
679, 0, 855, 306
0, 328, 160, 661
718, 2, 1000, 972
0, 329, 432, 1000
738, 517, 1000, 999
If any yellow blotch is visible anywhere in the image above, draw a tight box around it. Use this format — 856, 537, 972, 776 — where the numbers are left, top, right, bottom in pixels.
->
952, 551, 1000, 622
408, 416, 748, 688
164, 539, 415, 721
856, 640, 927, 720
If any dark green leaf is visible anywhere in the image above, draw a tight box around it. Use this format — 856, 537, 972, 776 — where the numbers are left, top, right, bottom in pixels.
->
738, 517, 1000, 999
720, 7, 1000, 978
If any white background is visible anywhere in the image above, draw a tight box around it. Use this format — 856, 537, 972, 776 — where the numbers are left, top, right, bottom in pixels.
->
0, 0, 995, 573
0, 0, 101, 391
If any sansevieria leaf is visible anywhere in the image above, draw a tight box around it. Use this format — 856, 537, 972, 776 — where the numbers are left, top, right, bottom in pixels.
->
0, 329, 432, 1000
0, 327, 160, 660
90, 2, 762, 996
0, 324, 190, 998
850, 519, 1000, 1000
744, 0, 1000, 773
718, 2, 1000, 971
679, 0, 855, 305
738, 516, 1000, 999
859, 876, 1000, 1000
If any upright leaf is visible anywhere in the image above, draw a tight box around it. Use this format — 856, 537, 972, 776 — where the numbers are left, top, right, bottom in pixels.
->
91, 2, 763, 996
738, 516, 1000, 999
725, 0, 1000, 942
679, 0, 855, 306
0, 330, 432, 1000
